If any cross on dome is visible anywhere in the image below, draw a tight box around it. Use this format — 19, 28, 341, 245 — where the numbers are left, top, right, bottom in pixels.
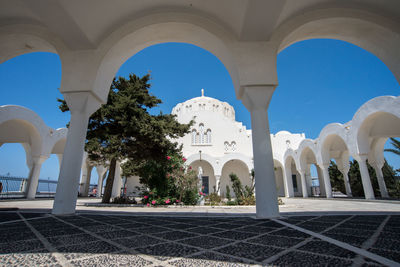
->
201, 88, 204, 97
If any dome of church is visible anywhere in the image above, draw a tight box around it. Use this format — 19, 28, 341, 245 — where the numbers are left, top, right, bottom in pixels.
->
171, 89, 235, 121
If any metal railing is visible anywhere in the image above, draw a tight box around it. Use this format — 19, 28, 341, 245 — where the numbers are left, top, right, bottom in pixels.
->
0, 176, 97, 199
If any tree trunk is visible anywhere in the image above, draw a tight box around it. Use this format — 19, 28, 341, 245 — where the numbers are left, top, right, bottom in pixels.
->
102, 157, 117, 203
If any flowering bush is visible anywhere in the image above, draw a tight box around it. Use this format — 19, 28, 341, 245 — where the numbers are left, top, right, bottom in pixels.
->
138, 152, 199, 206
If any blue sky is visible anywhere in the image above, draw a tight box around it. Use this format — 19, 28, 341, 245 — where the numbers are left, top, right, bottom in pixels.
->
0, 39, 399, 183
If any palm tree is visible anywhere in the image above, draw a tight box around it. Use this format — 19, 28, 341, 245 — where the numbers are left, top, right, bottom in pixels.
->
385, 138, 400, 173
385, 138, 400, 156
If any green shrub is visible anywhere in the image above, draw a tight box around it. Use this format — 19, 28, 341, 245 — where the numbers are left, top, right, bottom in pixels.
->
206, 192, 222, 205
226, 185, 231, 201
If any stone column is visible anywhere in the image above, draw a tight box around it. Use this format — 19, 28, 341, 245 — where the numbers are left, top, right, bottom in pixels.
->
52, 92, 101, 215
319, 164, 333, 198
26, 156, 48, 199
215, 175, 221, 196
371, 162, 389, 198
242, 86, 279, 218
111, 161, 122, 198
316, 166, 326, 196
96, 166, 107, 198
355, 155, 375, 200
299, 170, 308, 198
80, 164, 93, 197
305, 165, 312, 196
338, 167, 352, 197
284, 165, 294, 197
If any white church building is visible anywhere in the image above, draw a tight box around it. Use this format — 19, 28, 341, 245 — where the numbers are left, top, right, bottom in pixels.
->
126, 90, 306, 198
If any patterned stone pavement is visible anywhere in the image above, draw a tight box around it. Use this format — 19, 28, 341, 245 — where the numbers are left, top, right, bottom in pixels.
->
0, 212, 399, 266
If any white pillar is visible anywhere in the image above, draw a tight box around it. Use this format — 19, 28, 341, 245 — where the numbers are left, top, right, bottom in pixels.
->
96, 166, 107, 198
355, 155, 375, 200
339, 167, 352, 197
80, 165, 93, 197
284, 165, 294, 197
52, 92, 101, 215
215, 175, 221, 196
26, 156, 48, 199
371, 162, 389, 198
305, 165, 312, 196
299, 170, 308, 198
242, 86, 279, 218
111, 161, 122, 198
319, 164, 333, 198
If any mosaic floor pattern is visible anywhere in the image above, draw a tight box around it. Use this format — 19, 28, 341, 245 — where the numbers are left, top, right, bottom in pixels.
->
0, 211, 399, 266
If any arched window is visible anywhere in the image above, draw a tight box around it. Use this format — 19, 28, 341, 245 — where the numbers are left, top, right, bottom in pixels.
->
224, 142, 229, 151
206, 129, 212, 143
231, 141, 236, 151
192, 130, 197, 144
199, 124, 204, 144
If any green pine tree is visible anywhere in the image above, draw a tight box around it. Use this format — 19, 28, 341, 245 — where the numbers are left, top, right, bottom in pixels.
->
58, 73, 192, 203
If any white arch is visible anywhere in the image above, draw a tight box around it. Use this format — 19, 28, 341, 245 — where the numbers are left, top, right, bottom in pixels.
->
185, 153, 218, 175
0, 23, 66, 64
272, 7, 400, 84
0, 105, 48, 156
317, 123, 351, 164
297, 139, 319, 171
350, 96, 400, 155
93, 13, 239, 102
219, 153, 253, 176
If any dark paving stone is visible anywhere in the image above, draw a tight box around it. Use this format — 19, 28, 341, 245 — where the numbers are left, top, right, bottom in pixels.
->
57, 241, 121, 260
382, 226, 400, 234
80, 223, 118, 232
20, 213, 46, 219
377, 230, 400, 241
326, 227, 375, 238
0, 251, 60, 266
96, 229, 139, 240
0, 230, 37, 243
70, 253, 152, 267
338, 222, 379, 231
256, 220, 284, 228
115, 222, 144, 229
296, 223, 328, 233
163, 223, 197, 230
248, 234, 303, 248
297, 240, 357, 259
151, 230, 198, 241
0, 221, 27, 229
47, 233, 100, 247
133, 226, 169, 234
324, 233, 367, 247
185, 226, 223, 235
313, 215, 350, 222
212, 230, 258, 240
369, 248, 400, 263
0, 212, 20, 222
373, 237, 400, 251
180, 236, 228, 249
136, 242, 199, 261
235, 225, 276, 234
212, 223, 245, 230
361, 257, 386, 267
271, 251, 353, 266
38, 227, 84, 237
269, 228, 311, 239
113, 235, 165, 248
170, 251, 252, 267
0, 239, 45, 254
217, 242, 283, 262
